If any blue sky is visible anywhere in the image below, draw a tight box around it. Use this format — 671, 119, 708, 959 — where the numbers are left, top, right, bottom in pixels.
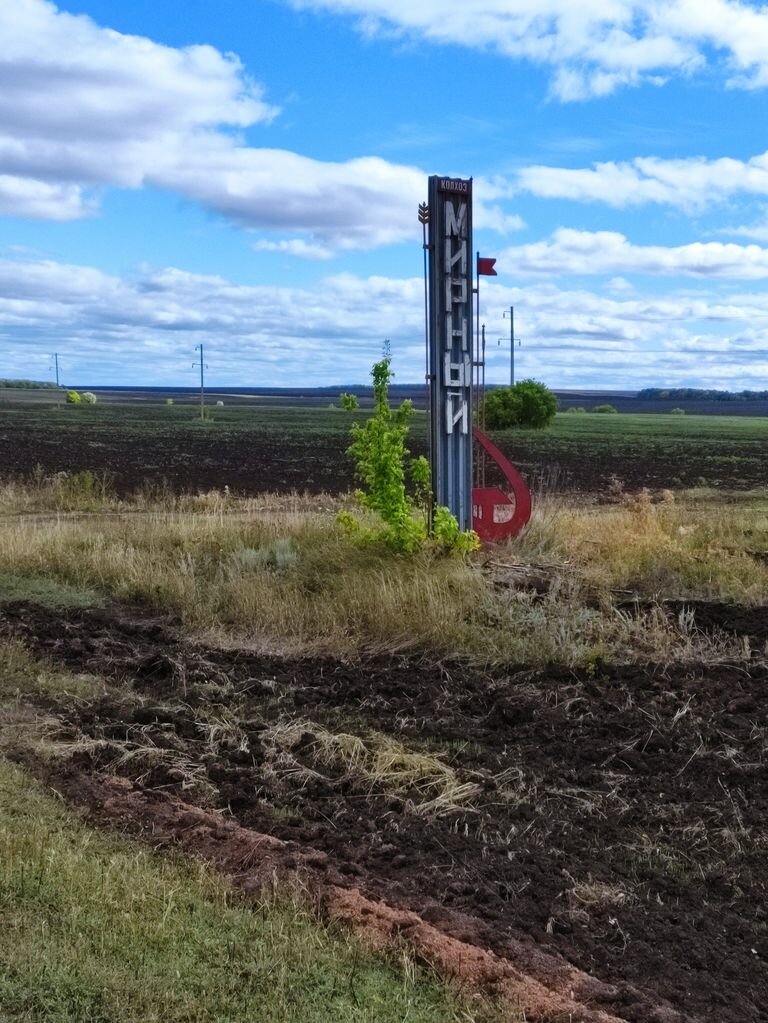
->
3, 0, 768, 388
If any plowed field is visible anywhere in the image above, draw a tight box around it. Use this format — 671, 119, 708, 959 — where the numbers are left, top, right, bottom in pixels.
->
3, 600, 767, 1023
0, 402, 766, 495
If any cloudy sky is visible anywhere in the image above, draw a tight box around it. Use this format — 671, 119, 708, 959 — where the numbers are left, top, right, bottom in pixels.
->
3, 0, 768, 388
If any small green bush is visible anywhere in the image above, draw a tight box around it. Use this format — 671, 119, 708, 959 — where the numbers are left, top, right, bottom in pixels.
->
591, 403, 618, 414
65, 390, 82, 405
339, 392, 360, 411
346, 356, 477, 554
565, 406, 587, 414
669, 407, 686, 415
483, 379, 557, 429
80, 391, 97, 405
166, 398, 174, 406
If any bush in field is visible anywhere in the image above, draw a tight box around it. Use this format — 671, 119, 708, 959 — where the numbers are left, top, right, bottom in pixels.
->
669, 407, 686, 415
339, 392, 360, 411
166, 398, 174, 406
344, 356, 477, 554
66, 390, 82, 405
483, 379, 557, 429
565, 406, 587, 414
80, 391, 97, 405
591, 403, 618, 414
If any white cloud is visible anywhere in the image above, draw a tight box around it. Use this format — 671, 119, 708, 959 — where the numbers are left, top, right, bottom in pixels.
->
0, 0, 276, 186
606, 276, 635, 294
516, 152, 768, 209
720, 209, 768, 243
165, 148, 427, 250
252, 239, 335, 261
0, 0, 516, 251
501, 228, 768, 279
0, 175, 94, 220
2, 255, 768, 389
287, 0, 768, 99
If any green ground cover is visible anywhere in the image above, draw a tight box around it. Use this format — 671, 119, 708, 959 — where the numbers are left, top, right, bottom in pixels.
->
0, 401, 360, 437
0, 752, 479, 1023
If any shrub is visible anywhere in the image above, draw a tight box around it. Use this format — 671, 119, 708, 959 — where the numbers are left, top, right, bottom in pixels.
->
483, 379, 557, 429
346, 356, 477, 554
166, 398, 174, 406
591, 403, 618, 414
80, 391, 97, 405
347, 357, 423, 550
65, 390, 82, 405
339, 392, 360, 411
669, 407, 686, 415
565, 406, 587, 414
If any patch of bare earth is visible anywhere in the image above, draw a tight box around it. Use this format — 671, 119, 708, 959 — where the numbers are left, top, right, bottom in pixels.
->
2, 601, 767, 1022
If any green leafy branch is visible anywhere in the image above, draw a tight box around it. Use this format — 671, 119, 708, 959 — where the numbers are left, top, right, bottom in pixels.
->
342, 356, 478, 555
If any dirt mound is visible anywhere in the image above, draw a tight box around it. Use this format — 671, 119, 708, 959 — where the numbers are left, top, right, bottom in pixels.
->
3, 601, 767, 1022
27, 768, 652, 1023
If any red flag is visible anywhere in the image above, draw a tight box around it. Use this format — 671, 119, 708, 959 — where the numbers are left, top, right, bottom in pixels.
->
477, 256, 497, 276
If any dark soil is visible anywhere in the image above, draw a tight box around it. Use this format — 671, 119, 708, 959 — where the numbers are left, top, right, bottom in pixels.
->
0, 417, 356, 495
2, 601, 767, 1023
0, 403, 765, 496
617, 599, 768, 652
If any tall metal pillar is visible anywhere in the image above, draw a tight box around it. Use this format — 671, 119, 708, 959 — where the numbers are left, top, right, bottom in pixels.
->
426, 175, 473, 530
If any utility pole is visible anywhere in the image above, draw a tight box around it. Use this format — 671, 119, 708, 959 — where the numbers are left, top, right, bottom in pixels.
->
53, 352, 60, 387
193, 344, 208, 420
502, 307, 520, 386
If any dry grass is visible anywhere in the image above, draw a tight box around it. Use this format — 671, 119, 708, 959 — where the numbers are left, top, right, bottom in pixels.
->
0, 483, 764, 665
264, 720, 481, 816
0, 639, 102, 703
0, 469, 349, 518
563, 873, 636, 919
511, 489, 768, 602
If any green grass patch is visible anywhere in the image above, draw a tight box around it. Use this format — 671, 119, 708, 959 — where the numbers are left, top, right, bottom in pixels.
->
0, 641, 102, 703
0, 572, 100, 609
0, 758, 480, 1023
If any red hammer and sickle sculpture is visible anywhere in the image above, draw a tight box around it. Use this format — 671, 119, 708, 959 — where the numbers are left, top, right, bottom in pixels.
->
471, 427, 532, 543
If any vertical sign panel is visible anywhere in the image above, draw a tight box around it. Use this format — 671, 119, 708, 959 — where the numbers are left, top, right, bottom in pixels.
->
427, 175, 473, 530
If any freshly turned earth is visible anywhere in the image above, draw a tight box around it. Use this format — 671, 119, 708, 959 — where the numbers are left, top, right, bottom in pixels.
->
3, 600, 767, 1023
0, 400, 766, 494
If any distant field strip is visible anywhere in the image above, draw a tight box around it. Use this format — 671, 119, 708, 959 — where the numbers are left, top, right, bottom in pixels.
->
0, 402, 765, 494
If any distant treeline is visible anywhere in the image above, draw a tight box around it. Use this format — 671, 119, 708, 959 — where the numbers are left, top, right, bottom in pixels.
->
638, 387, 768, 402
0, 379, 60, 390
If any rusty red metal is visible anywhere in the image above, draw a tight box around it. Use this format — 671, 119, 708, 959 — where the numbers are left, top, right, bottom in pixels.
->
471, 427, 532, 543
